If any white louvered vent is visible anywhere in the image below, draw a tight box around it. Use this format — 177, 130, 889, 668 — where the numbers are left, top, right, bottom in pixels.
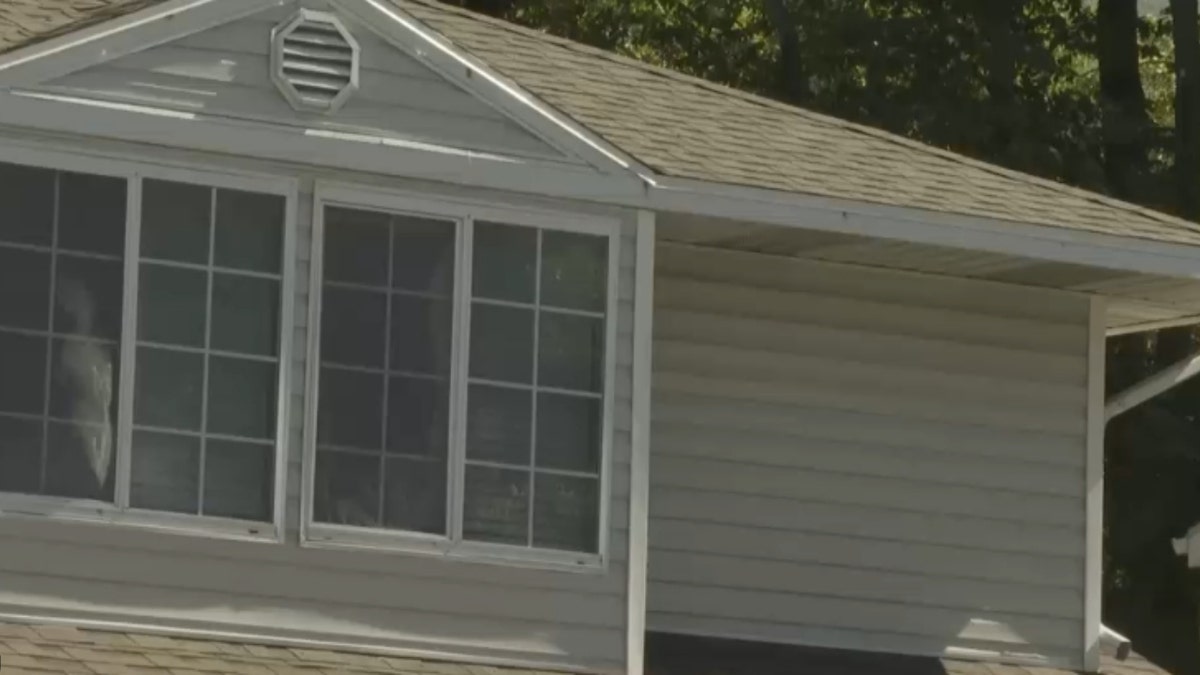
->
270, 10, 361, 114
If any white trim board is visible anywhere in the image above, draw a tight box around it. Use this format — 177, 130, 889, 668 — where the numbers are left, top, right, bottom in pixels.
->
1084, 297, 1106, 671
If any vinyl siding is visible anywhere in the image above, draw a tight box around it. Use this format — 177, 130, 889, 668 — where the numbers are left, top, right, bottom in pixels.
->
646, 243, 1090, 668
0, 170, 636, 673
33, 1, 568, 162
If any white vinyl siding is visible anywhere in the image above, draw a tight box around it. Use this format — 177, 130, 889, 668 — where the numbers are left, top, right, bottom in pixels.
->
646, 243, 1090, 668
34, 2, 569, 163
0, 161, 636, 673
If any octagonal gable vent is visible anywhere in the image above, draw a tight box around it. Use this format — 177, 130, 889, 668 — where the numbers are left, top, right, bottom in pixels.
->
271, 10, 360, 114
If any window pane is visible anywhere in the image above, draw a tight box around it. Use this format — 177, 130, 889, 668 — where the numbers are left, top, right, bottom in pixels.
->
207, 356, 276, 440
211, 274, 279, 357
214, 189, 283, 273
387, 376, 449, 458
58, 172, 126, 256
392, 216, 455, 294
130, 430, 199, 514
49, 337, 119, 426
473, 222, 535, 303
317, 367, 382, 451
138, 264, 207, 348
0, 416, 41, 494
0, 162, 54, 246
541, 231, 607, 312
0, 332, 47, 415
324, 207, 389, 285
538, 312, 603, 392
463, 465, 529, 546
44, 421, 115, 501
536, 393, 601, 473
383, 457, 445, 534
204, 440, 273, 521
390, 295, 452, 375
141, 180, 211, 264
320, 287, 386, 368
466, 384, 531, 465
469, 303, 533, 384
533, 474, 599, 553
0, 247, 50, 330
314, 450, 380, 527
54, 255, 123, 340
134, 347, 204, 431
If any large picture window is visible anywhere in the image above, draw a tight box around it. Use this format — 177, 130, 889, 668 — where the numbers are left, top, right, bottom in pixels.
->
0, 156, 291, 536
309, 191, 615, 564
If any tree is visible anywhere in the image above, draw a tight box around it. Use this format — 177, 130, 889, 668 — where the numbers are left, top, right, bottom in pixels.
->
1172, 0, 1200, 217
1098, 0, 1154, 198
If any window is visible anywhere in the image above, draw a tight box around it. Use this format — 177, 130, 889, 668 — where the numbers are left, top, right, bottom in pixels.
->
309, 190, 615, 565
0, 156, 292, 536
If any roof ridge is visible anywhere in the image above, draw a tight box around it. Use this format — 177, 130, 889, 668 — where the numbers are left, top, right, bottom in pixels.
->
404, 0, 1200, 234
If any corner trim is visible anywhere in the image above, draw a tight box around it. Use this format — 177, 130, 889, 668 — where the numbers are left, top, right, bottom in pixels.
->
1084, 296, 1107, 671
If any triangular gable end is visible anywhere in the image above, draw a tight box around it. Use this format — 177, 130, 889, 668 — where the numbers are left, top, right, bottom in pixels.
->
0, 0, 639, 174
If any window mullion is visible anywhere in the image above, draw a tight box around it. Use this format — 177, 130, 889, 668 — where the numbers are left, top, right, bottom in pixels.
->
378, 220, 396, 527
37, 172, 60, 495
114, 175, 143, 510
526, 230, 542, 548
196, 188, 218, 517
448, 217, 473, 544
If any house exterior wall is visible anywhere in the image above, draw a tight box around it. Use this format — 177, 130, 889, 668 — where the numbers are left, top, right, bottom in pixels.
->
646, 242, 1091, 668
0, 135, 637, 674
32, 2, 570, 163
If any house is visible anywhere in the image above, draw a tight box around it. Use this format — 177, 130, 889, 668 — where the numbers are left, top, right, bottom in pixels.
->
0, 1, 1199, 674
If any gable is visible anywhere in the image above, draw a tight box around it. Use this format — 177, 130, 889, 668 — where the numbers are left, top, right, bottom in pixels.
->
24, 1, 575, 163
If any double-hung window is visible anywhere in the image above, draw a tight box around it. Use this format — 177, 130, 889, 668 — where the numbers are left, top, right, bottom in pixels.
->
0, 153, 293, 537
308, 187, 616, 567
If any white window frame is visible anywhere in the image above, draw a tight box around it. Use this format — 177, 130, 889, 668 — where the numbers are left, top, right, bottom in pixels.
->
0, 141, 298, 542
303, 182, 619, 572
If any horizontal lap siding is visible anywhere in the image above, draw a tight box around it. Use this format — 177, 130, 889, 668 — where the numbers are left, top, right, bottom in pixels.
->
0, 184, 635, 673
646, 244, 1088, 668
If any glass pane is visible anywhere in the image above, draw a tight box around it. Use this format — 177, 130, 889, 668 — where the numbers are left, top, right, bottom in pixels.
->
466, 384, 531, 465
0, 415, 42, 494
538, 312, 603, 392
320, 286, 386, 368
536, 393, 601, 473
387, 376, 449, 458
130, 430, 199, 514
204, 439, 273, 521
58, 172, 126, 256
0, 247, 50, 330
49, 338, 119, 425
390, 295, 452, 376
472, 222, 535, 303
0, 332, 47, 415
392, 216, 455, 294
137, 264, 207, 348
469, 303, 533, 384
54, 255, 123, 340
314, 450, 380, 527
214, 189, 283, 273
44, 421, 115, 501
207, 356, 276, 440
0, 162, 54, 247
141, 179, 211, 264
134, 347, 204, 431
463, 465, 529, 546
211, 273, 279, 357
323, 206, 390, 286
317, 367, 383, 451
383, 457, 446, 534
533, 474, 599, 553
541, 231, 607, 312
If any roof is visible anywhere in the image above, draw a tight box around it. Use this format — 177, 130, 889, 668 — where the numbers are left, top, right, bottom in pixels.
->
2, 1, 1200, 250
0, 623, 1173, 675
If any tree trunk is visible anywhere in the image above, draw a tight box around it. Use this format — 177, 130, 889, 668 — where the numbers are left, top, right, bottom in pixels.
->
1098, 0, 1152, 199
764, 0, 806, 103
980, 2, 1021, 157
1172, 0, 1200, 219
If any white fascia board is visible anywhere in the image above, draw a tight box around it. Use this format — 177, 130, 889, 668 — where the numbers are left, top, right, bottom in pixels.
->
332, 0, 654, 178
0, 0, 286, 88
1108, 313, 1200, 336
644, 175, 1200, 280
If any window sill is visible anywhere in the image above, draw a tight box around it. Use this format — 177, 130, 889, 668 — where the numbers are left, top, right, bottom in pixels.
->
302, 523, 606, 575
0, 493, 281, 544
